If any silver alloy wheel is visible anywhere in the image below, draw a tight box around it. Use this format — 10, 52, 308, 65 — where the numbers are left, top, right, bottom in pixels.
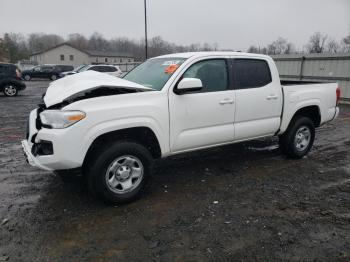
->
294, 126, 311, 151
105, 155, 144, 194
51, 75, 57, 80
4, 85, 17, 96
24, 75, 30, 81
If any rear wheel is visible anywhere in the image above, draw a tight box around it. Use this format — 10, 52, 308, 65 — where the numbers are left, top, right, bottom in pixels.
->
85, 141, 153, 204
279, 116, 315, 159
3, 84, 18, 97
24, 75, 31, 81
51, 74, 57, 81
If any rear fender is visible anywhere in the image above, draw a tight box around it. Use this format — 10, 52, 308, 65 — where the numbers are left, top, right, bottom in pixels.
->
279, 99, 321, 134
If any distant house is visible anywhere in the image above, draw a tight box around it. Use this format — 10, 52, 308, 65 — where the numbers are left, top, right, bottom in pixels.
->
30, 43, 135, 67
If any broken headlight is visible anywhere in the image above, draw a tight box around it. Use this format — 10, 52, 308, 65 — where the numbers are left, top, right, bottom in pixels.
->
40, 110, 86, 129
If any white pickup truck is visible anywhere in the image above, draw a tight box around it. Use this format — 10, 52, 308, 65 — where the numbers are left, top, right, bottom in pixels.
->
22, 52, 340, 203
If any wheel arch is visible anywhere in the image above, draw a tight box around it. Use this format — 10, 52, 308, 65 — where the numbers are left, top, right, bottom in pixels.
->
82, 126, 162, 171
280, 102, 321, 134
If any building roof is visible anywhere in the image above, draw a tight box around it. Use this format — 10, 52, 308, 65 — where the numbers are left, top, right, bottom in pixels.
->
85, 49, 132, 58
31, 43, 133, 58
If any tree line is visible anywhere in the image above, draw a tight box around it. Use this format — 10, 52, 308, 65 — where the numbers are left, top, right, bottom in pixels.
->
247, 32, 350, 55
0, 31, 349, 63
0, 32, 219, 63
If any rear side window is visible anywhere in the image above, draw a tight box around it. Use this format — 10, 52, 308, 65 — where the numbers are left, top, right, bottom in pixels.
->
232, 59, 272, 89
89, 66, 102, 72
42, 66, 54, 71
104, 66, 117, 72
0, 64, 8, 73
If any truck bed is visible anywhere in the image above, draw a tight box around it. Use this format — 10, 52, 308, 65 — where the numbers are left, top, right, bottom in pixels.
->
281, 80, 325, 86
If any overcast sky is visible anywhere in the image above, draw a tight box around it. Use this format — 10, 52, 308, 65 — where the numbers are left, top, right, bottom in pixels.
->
0, 0, 349, 50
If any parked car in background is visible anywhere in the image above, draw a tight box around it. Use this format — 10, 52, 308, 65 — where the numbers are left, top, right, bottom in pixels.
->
0, 63, 26, 96
59, 65, 87, 78
78, 64, 123, 77
22, 52, 340, 204
22, 65, 74, 81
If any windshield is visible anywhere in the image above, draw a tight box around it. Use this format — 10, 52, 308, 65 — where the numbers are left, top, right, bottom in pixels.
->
75, 65, 87, 72
123, 57, 186, 90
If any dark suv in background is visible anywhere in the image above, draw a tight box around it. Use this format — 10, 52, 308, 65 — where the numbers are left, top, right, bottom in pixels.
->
22, 65, 74, 81
0, 63, 26, 96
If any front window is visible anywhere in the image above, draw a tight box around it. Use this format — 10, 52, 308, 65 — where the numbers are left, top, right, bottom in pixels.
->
182, 59, 228, 92
33, 66, 42, 72
124, 57, 186, 90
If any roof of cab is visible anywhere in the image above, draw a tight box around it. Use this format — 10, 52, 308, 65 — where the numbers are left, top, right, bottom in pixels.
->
154, 51, 271, 60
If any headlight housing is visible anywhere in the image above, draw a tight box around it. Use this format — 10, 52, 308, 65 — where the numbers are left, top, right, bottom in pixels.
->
40, 110, 86, 129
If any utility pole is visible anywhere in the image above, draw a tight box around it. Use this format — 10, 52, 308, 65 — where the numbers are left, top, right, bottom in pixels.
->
144, 0, 148, 60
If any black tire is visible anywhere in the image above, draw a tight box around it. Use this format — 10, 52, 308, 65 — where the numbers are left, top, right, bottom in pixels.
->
3, 84, 18, 97
24, 75, 31, 81
85, 141, 153, 204
51, 74, 58, 81
279, 116, 315, 159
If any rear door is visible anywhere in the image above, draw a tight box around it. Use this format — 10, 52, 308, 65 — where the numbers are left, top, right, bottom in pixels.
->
231, 58, 282, 140
0, 65, 9, 87
169, 58, 235, 152
31, 66, 42, 78
0, 64, 8, 79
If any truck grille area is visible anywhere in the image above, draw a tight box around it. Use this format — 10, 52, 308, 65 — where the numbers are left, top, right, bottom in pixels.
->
31, 140, 53, 156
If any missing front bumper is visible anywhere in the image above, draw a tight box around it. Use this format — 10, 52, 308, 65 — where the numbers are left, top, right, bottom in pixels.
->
21, 140, 53, 171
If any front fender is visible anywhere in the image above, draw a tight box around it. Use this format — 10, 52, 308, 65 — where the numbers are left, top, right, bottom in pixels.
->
81, 117, 169, 160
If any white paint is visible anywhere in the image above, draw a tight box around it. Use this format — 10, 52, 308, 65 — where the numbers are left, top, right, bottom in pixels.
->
22, 51, 339, 171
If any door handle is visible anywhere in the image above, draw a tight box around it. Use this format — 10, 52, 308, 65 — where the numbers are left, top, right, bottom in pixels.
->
219, 98, 234, 105
266, 95, 278, 100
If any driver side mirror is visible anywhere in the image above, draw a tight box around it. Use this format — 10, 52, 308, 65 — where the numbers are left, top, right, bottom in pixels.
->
174, 78, 203, 95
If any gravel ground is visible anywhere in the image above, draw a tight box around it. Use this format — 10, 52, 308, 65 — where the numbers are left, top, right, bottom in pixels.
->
0, 81, 349, 261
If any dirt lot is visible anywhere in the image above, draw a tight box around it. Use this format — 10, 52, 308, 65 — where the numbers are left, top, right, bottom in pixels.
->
0, 81, 349, 261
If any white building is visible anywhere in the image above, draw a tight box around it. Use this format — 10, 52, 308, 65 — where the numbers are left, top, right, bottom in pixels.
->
30, 43, 135, 67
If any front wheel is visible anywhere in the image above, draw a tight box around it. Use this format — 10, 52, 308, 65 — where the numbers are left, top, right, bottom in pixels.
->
279, 116, 315, 159
85, 141, 153, 204
51, 74, 57, 81
3, 84, 18, 96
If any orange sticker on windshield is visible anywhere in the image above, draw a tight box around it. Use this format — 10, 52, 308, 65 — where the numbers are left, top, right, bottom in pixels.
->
165, 64, 179, 74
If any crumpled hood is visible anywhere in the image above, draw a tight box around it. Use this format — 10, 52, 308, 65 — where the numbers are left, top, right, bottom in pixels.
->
44, 71, 151, 107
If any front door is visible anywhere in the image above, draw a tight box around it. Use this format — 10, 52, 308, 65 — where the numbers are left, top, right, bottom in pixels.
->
169, 59, 235, 153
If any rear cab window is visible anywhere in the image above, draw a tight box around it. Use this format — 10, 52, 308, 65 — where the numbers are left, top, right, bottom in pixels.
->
231, 59, 272, 89
0, 64, 9, 74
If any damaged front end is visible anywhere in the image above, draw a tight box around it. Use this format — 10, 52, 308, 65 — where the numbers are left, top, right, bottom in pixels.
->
22, 71, 154, 170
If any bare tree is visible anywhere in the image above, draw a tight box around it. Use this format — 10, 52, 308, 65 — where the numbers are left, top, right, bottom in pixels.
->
247, 45, 259, 53
342, 32, 350, 52
27, 33, 64, 53
67, 33, 88, 50
88, 32, 110, 51
284, 42, 295, 54
0, 38, 9, 62
307, 32, 328, 53
3, 33, 29, 63
326, 38, 340, 53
